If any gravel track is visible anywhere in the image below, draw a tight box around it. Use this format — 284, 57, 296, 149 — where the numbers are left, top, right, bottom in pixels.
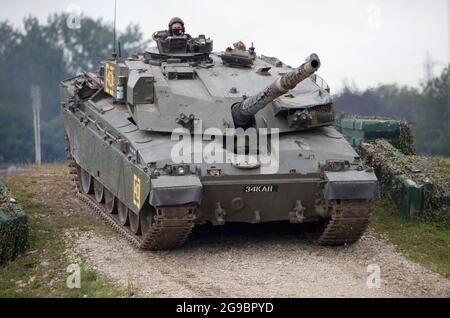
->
70, 221, 450, 298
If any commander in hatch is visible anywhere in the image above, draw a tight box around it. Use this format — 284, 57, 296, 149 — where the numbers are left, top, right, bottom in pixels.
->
153, 17, 192, 41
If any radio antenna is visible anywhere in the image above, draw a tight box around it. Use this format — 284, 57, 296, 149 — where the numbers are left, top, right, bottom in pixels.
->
112, 0, 117, 59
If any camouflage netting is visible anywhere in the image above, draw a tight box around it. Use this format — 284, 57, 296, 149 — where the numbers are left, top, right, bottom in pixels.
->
335, 112, 415, 155
0, 180, 28, 265
362, 140, 450, 224
398, 120, 415, 155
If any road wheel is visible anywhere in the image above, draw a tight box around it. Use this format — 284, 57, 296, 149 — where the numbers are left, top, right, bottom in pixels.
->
93, 179, 105, 203
118, 200, 129, 226
77, 165, 93, 194
104, 189, 117, 214
129, 210, 141, 235
140, 206, 156, 236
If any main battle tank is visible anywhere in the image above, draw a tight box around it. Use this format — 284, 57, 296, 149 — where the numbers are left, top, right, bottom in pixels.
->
61, 31, 379, 250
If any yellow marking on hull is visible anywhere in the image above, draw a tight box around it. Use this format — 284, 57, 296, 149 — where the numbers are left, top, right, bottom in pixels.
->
133, 174, 141, 209
105, 63, 115, 96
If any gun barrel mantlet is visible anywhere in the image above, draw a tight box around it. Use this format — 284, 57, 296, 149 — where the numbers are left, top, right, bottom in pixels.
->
232, 53, 321, 128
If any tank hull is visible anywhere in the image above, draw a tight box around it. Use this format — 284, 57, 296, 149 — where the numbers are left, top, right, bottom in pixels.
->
61, 66, 378, 249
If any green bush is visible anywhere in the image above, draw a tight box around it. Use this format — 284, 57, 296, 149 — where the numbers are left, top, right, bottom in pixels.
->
0, 181, 28, 265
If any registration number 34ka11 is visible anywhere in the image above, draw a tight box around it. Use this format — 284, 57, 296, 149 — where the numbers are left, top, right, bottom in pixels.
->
243, 185, 279, 193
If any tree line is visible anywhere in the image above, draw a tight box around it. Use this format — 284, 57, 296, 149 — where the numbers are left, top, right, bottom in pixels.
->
0, 14, 448, 163
333, 67, 449, 156
0, 14, 149, 163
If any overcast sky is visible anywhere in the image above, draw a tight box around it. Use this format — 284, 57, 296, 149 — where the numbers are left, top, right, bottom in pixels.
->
1, 0, 449, 92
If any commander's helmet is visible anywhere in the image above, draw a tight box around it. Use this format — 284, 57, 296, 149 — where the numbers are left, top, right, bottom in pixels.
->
168, 17, 186, 35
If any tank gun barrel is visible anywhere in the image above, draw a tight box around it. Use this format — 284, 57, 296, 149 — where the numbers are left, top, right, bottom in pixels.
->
232, 53, 321, 128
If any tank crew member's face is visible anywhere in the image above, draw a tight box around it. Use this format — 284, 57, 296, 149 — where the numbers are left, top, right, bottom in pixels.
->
172, 22, 183, 36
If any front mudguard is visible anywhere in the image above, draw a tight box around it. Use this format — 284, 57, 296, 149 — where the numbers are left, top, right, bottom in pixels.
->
149, 175, 203, 207
324, 170, 379, 200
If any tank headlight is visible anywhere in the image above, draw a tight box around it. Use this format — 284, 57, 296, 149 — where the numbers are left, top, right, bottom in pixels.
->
207, 167, 222, 177
170, 165, 190, 176
152, 169, 161, 177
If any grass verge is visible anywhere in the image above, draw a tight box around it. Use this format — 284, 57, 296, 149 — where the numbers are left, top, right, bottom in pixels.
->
370, 199, 450, 279
0, 164, 126, 298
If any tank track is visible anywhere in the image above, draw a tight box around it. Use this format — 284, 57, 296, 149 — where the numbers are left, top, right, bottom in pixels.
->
318, 200, 373, 246
67, 156, 196, 250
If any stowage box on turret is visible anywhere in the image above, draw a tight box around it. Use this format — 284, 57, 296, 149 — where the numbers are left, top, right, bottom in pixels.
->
61, 27, 379, 250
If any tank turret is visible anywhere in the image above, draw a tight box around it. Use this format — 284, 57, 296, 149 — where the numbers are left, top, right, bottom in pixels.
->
232, 53, 321, 128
